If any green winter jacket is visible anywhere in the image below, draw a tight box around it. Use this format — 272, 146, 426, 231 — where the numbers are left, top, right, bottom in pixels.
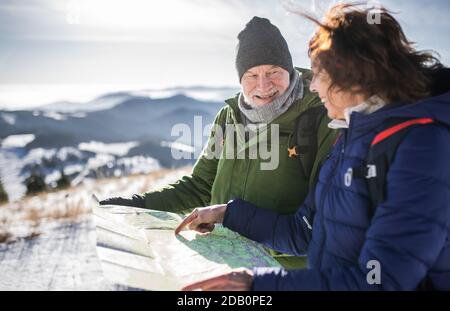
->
142, 68, 338, 268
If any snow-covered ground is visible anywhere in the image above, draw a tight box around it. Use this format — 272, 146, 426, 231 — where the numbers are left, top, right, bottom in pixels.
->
0, 219, 111, 290
0, 166, 191, 290
0, 148, 28, 201
0, 140, 163, 202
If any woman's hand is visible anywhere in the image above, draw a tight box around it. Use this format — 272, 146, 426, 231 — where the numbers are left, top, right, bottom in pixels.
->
174, 204, 227, 235
182, 268, 253, 291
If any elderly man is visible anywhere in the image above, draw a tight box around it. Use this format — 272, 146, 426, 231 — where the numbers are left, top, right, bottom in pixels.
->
100, 16, 337, 269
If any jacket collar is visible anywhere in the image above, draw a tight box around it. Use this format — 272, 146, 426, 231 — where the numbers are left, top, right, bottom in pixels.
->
328, 95, 387, 130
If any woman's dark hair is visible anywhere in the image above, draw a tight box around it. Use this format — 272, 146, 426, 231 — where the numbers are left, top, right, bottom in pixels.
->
301, 2, 443, 103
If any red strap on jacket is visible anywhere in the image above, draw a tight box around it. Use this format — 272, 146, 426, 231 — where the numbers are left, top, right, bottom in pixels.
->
371, 118, 434, 146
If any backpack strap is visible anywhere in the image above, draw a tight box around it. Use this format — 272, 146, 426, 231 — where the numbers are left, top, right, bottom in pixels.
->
217, 108, 232, 147
352, 117, 437, 291
351, 118, 435, 217
288, 105, 328, 178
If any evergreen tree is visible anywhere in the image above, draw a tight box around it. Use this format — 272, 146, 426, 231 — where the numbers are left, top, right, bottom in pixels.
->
56, 169, 70, 190
25, 169, 47, 196
0, 177, 8, 204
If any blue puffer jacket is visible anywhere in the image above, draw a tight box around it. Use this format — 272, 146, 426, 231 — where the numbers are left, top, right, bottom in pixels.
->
223, 91, 450, 290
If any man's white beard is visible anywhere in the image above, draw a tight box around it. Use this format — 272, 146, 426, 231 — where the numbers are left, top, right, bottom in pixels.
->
243, 93, 274, 108
243, 93, 256, 107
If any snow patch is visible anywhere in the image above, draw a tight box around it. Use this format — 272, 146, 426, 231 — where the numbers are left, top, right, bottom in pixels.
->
85, 153, 115, 168
64, 164, 84, 175
1, 134, 35, 148
78, 141, 139, 156
116, 156, 160, 175
45, 170, 62, 185
1, 113, 16, 125
160, 141, 195, 153
24, 147, 84, 164
0, 149, 27, 201
42, 111, 66, 121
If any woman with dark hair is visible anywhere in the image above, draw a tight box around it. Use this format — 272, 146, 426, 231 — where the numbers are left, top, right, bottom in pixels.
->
175, 3, 450, 290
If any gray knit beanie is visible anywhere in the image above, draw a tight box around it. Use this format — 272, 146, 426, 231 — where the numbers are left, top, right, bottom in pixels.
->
236, 16, 294, 82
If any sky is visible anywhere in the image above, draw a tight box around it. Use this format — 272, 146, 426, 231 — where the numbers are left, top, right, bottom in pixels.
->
0, 0, 449, 109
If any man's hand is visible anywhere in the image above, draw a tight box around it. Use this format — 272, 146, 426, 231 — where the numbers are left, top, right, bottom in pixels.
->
99, 194, 145, 208
174, 204, 227, 235
182, 268, 253, 291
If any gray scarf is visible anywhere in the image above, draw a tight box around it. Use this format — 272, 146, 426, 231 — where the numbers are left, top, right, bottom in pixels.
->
238, 71, 303, 124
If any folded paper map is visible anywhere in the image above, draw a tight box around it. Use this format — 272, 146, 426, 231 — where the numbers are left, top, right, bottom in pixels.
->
93, 205, 280, 290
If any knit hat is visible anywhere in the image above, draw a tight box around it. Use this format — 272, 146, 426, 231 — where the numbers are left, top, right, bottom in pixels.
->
236, 16, 294, 82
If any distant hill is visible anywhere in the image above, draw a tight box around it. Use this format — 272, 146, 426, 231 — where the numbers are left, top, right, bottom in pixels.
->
0, 93, 223, 147
0, 89, 229, 201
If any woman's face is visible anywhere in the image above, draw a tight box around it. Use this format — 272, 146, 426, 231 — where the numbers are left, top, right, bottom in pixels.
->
309, 64, 365, 120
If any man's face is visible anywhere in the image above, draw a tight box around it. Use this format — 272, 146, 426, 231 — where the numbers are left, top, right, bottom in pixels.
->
241, 65, 290, 106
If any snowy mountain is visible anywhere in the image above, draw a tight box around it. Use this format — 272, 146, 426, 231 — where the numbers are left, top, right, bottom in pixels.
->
37, 86, 238, 113
0, 89, 230, 201
1, 93, 224, 146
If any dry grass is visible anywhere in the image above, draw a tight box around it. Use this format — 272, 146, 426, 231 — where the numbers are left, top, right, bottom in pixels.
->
21, 200, 90, 223
0, 207, 13, 243
0, 166, 192, 244
48, 200, 90, 220
23, 207, 42, 223
1, 196, 90, 244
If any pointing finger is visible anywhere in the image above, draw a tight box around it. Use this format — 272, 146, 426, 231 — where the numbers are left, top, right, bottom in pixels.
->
175, 210, 198, 235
